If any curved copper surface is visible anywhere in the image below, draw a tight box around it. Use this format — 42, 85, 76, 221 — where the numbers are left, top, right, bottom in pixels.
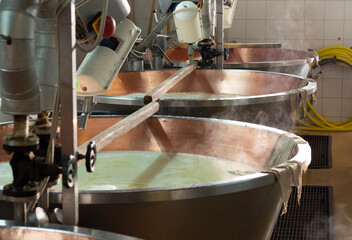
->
0, 117, 278, 167
106, 69, 302, 97
77, 117, 278, 169
164, 47, 309, 63
0, 117, 309, 240
225, 48, 309, 62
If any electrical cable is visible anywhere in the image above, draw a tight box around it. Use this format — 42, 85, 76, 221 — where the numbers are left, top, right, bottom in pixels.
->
75, 0, 108, 53
75, 0, 92, 9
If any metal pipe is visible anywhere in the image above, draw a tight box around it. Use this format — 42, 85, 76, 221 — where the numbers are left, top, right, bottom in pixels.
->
78, 96, 94, 130
57, 0, 78, 226
78, 102, 160, 155
187, 44, 194, 64
35, 0, 60, 111
0, 0, 42, 115
144, 62, 198, 104
201, 0, 216, 39
12, 115, 29, 138
14, 202, 28, 224
136, 13, 173, 52
216, 0, 223, 69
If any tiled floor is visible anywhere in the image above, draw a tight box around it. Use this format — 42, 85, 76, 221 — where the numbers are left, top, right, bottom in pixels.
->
295, 130, 352, 239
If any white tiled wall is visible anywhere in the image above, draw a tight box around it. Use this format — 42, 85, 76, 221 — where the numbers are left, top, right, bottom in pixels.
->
229, 0, 352, 121
132, 0, 352, 121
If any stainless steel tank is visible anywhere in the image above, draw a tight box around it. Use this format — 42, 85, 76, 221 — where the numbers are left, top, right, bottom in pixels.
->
0, 219, 139, 240
163, 47, 319, 78
0, 116, 311, 240
87, 69, 317, 131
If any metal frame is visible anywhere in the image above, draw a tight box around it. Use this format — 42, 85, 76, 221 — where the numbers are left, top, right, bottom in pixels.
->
216, 0, 224, 69
57, 0, 78, 225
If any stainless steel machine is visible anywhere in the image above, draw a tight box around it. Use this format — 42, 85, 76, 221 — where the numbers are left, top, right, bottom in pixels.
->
0, 0, 139, 230
0, 116, 311, 240
0, 1, 313, 240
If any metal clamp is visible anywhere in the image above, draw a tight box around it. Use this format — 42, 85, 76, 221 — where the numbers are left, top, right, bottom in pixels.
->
223, 46, 229, 61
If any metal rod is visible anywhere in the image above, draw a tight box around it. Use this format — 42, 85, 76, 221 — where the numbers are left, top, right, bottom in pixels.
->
37, 188, 49, 212
137, 13, 173, 52
216, 0, 224, 69
58, 0, 79, 226
78, 96, 94, 130
187, 44, 194, 64
144, 62, 198, 104
78, 102, 160, 155
148, 0, 157, 34
14, 202, 27, 224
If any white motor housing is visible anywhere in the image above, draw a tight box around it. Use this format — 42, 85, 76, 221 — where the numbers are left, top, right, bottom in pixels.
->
173, 1, 204, 44
77, 18, 141, 96
224, 0, 238, 29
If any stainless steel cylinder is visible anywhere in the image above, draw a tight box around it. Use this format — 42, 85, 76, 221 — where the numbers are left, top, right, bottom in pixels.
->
0, 0, 41, 115
35, 0, 59, 111
131, 59, 144, 71
201, 0, 216, 39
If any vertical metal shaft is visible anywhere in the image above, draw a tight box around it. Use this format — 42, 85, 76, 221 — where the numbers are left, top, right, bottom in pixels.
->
216, 0, 224, 69
187, 44, 194, 64
37, 188, 49, 211
58, 0, 78, 225
14, 202, 27, 224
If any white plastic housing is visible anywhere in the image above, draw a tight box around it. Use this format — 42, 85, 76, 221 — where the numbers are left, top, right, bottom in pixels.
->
173, 1, 204, 43
224, 0, 238, 29
77, 18, 141, 96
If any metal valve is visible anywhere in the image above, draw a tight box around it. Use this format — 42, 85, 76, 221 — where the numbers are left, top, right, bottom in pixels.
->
85, 141, 97, 173
223, 46, 229, 61
63, 155, 75, 188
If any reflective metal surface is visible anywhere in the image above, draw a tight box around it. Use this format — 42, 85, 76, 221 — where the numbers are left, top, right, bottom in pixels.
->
0, 219, 140, 240
0, 0, 41, 114
88, 69, 317, 131
224, 48, 317, 77
0, 116, 310, 240
225, 42, 282, 48
163, 47, 317, 78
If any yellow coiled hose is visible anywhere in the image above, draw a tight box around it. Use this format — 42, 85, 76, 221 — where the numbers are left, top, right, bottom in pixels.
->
295, 46, 352, 131
296, 99, 352, 131
317, 46, 352, 67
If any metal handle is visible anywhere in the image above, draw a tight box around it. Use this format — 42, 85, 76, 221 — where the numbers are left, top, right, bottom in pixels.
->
85, 141, 97, 173
144, 62, 198, 104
